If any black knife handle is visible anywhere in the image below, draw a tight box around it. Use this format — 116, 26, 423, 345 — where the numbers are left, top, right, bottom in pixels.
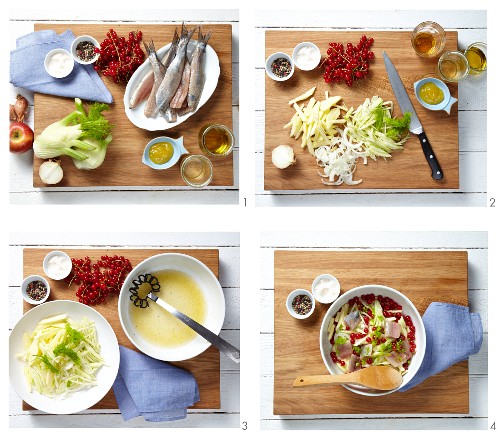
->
417, 132, 443, 180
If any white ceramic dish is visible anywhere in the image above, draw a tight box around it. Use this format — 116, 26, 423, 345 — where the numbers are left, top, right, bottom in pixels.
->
43, 250, 72, 280
9, 300, 120, 414
70, 35, 100, 65
265, 52, 294, 81
142, 136, 189, 170
44, 48, 74, 79
311, 273, 340, 304
286, 289, 315, 319
21, 275, 50, 305
319, 285, 426, 396
118, 253, 225, 361
123, 41, 220, 131
292, 42, 321, 71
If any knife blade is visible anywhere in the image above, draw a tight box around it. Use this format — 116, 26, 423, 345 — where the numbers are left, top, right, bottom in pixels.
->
383, 51, 443, 180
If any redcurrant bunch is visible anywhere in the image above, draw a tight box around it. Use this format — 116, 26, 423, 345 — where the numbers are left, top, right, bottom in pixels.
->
322, 35, 375, 87
66, 255, 133, 306
94, 28, 145, 84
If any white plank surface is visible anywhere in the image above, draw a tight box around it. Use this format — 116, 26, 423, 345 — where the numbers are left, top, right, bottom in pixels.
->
8, 231, 240, 428
259, 231, 488, 430
8, 9, 239, 205
255, 10, 487, 207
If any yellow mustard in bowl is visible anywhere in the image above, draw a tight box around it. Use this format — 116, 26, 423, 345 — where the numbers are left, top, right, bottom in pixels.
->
418, 82, 444, 105
148, 141, 174, 165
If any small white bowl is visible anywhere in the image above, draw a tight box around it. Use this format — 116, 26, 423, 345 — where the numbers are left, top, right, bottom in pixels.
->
312, 273, 340, 304
265, 52, 294, 81
292, 42, 321, 71
71, 35, 100, 64
44, 48, 74, 79
286, 289, 315, 319
21, 275, 50, 305
43, 250, 72, 281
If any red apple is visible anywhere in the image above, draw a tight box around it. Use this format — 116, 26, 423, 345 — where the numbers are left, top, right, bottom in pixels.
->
10, 121, 34, 154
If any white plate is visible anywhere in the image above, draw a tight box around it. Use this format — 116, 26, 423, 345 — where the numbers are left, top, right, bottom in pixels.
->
118, 253, 225, 361
9, 300, 120, 414
123, 40, 220, 131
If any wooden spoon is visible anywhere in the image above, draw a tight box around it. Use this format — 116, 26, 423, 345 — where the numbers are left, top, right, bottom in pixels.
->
293, 366, 403, 391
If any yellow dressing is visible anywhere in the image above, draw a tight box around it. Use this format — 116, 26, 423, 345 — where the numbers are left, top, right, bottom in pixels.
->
419, 82, 444, 105
129, 270, 206, 347
149, 142, 174, 165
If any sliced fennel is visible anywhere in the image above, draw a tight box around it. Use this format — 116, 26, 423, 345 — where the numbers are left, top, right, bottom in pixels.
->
17, 314, 104, 398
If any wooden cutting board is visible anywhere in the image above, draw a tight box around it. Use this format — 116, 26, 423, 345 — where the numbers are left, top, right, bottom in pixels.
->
265, 30, 459, 190
33, 23, 233, 187
22, 248, 221, 411
274, 250, 469, 415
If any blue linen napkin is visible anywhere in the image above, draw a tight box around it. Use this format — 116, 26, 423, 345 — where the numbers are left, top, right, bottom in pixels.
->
399, 302, 483, 391
112, 345, 200, 422
10, 29, 113, 104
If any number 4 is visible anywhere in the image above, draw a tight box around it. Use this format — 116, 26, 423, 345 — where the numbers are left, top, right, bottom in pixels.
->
491, 421, 496, 430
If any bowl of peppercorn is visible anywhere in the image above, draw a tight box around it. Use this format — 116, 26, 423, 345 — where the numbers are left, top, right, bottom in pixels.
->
71, 35, 100, 65
21, 275, 50, 305
265, 52, 294, 81
286, 289, 315, 319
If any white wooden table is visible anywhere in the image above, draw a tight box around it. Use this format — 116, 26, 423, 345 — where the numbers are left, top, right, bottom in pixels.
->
9, 232, 240, 428
260, 231, 488, 429
9, 9, 239, 205
255, 10, 487, 207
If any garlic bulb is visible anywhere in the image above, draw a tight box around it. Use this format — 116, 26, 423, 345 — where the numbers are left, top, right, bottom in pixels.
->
272, 145, 296, 169
39, 160, 63, 185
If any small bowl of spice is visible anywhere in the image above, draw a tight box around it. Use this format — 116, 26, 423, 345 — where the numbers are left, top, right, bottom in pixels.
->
71, 35, 100, 65
312, 274, 340, 304
43, 250, 73, 281
286, 289, 315, 319
292, 42, 321, 71
265, 52, 294, 81
21, 275, 50, 305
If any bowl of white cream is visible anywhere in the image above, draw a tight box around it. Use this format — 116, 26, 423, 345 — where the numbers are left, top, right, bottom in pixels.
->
312, 273, 340, 304
292, 42, 321, 71
43, 250, 73, 280
44, 48, 75, 79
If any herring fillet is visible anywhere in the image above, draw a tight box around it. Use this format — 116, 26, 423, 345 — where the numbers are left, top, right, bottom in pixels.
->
143, 40, 167, 118
170, 60, 192, 109
186, 28, 212, 112
128, 29, 179, 109
155, 23, 196, 114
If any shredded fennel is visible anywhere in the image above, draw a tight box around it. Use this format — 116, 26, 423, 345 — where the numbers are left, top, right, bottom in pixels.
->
17, 314, 104, 398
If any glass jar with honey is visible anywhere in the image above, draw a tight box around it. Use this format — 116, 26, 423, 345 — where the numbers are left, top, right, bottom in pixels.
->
411, 21, 446, 58
198, 123, 235, 158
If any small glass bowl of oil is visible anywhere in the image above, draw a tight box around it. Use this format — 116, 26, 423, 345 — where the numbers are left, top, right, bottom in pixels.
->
198, 124, 235, 158
411, 21, 446, 58
437, 51, 469, 82
464, 42, 487, 76
181, 155, 213, 188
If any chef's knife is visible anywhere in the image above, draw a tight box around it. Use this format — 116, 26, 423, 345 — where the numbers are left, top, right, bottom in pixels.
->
383, 51, 443, 180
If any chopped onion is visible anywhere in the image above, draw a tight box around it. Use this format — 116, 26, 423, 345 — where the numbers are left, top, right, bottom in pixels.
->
272, 145, 296, 169
39, 160, 63, 185
315, 130, 365, 186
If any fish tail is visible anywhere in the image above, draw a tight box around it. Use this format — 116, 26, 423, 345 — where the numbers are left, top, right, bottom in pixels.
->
202, 30, 212, 45
172, 27, 179, 45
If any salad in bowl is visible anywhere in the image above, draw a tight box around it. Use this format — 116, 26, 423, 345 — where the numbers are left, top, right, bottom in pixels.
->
320, 285, 426, 396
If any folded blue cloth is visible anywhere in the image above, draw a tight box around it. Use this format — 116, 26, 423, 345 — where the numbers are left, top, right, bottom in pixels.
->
10, 29, 113, 104
400, 302, 483, 391
112, 346, 200, 422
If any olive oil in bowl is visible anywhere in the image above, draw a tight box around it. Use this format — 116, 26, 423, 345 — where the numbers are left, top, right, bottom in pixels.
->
199, 124, 235, 157
464, 42, 487, 75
